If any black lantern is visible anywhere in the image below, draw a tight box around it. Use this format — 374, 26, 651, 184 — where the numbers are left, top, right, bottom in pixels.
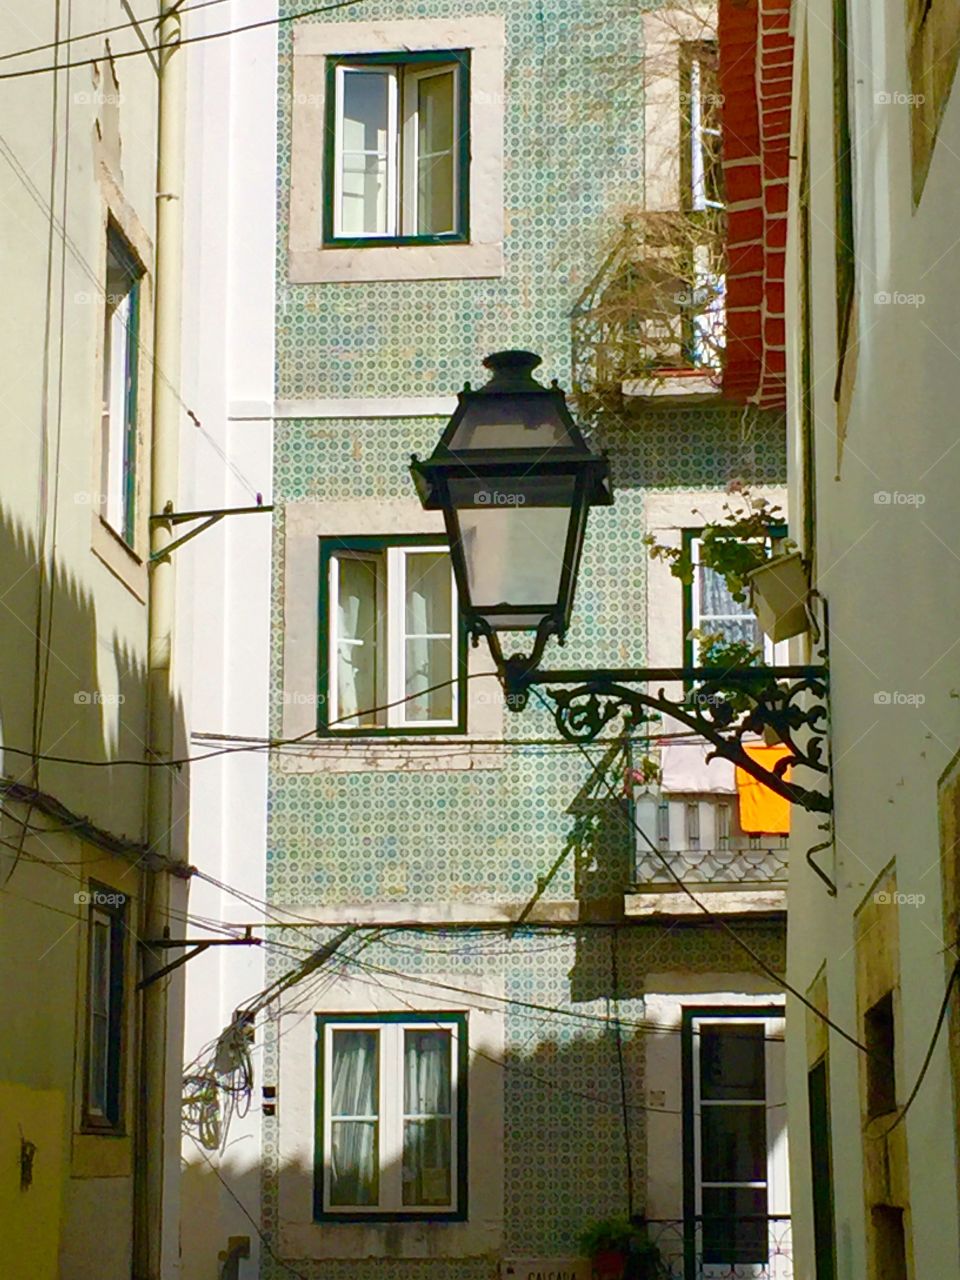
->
411, 351, 612, 665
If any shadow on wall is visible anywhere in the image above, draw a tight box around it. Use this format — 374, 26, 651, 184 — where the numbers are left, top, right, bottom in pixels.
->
183, 1017, 654, 1280
0, 499, 189, 844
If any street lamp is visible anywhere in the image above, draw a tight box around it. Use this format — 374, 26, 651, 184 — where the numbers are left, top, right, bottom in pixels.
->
410, 350, 612, 685
411, 352, 832, 817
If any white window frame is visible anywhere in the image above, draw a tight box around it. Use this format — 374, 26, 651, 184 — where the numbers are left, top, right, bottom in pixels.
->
690, 1012, 790, 1280
690, 537, 787, 666
327, 542, 460, 731
332, 63, 400, 239
319, 1017, 464, 1216
687, 45, 723, 213
331, 59, 462, 241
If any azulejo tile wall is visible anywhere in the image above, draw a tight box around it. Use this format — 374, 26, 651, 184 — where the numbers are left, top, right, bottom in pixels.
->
265, 1, 788, 1275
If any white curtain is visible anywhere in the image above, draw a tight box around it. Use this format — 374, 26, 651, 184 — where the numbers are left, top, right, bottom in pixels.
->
330, 1030, 378, 1205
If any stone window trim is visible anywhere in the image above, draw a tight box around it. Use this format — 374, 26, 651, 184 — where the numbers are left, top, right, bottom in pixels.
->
276, 971, 504, 1259
90, 164, 153, 603
279, 495, 505, 774
288, 16, 505, 282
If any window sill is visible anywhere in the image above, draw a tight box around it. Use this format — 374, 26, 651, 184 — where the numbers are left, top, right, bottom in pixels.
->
288, 240, 504, 284
92, 515, 147, 603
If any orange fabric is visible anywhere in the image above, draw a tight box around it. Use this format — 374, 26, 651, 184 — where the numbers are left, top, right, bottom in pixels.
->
736, 744, 792, 835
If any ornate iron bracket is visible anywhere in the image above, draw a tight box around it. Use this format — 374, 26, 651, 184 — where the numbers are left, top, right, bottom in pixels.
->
486, 645, 831, 814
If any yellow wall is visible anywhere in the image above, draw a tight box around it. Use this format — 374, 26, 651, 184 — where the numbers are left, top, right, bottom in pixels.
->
0, 1082, 65, 1280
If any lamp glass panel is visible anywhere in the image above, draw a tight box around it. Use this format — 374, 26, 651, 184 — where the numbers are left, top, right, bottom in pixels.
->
447, 395, 576, 451
449, 475, 575, 620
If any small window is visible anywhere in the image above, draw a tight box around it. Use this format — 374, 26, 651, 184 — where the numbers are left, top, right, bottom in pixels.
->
82, 884, 127, 1132
832, 0, 855, 375
101, 226, 142, 546
325, 52, 470, 245
320, 538, 464, 733
684, 532, 788, 666
315, 1014, 468, 1219
864, 991, 896, 1118
685, 800, 701, 851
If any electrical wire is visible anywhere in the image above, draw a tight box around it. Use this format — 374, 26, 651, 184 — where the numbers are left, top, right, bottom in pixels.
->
0, 0, 235, 64
0, 0, 370, 81
874, 957, 960, 1138
529, 686, 872, 1056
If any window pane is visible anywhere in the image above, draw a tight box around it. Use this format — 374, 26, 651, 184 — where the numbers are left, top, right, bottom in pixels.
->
417, 70, 455, 234
403, 1030, 453, 1206
340, 70, 391, 235
700, 564, 751, 618
405, 552, 452, 635
702, 1186, 769, 1265
341, 70, 389, 153
405, 639, 453, 721
701, 1103, 767, 1182
404, 1029, 452, 1114
701, 1024, 766, 1099
330, 1030, 379, 1206
335, 555, 382, 726
403, 1118, 452, 1205
88, 917, 111, 1113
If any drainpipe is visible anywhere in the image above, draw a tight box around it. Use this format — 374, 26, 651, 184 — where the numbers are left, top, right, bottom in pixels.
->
135, 2, 186, 1277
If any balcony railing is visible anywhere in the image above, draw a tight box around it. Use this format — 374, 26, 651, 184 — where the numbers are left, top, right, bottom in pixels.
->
646, 1217, 793, 1280
634, 845, 788, 888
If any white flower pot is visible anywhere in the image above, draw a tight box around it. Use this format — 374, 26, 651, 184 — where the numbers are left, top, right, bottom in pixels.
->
746, 551, 810, 642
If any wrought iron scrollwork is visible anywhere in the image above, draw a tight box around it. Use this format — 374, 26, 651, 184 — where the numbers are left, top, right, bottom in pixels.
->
545, 665, 831, 815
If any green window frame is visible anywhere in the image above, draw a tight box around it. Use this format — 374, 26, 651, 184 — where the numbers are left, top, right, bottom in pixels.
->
317, 534, 468, 736
681, 527, 788, 669
101, 224, 142, 547
323, 50, 471, 247
82, 882, 128, 1133
314, 1011, 469, 1222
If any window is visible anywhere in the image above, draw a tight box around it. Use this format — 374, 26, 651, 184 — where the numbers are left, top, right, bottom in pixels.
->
684, 532, 788, 666
82, 884, 127, 1132
808, 1058, 837, 1280
320, 537, 464, 734
684, 1010, 788, 1272
101, 225, 142, 546
315, 1013, 468, 1219
864, 991, 896, 1118
324, 52, 469, 245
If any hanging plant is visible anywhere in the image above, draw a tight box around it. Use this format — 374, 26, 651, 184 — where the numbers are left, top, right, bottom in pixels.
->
643, 488, 795, 603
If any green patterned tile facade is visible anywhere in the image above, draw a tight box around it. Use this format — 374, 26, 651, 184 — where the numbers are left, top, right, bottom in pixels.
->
264, 1, 787, 1276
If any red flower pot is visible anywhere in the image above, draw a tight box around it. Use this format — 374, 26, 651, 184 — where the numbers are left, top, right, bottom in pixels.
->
591, 1249, 628, 1279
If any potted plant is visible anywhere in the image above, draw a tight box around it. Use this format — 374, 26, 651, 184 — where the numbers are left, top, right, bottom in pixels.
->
644, 487, 809, 642
578, 1218, 668, 1280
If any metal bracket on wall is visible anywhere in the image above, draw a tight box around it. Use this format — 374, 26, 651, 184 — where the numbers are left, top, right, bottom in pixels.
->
137, 930, 261, 989
149, 504, 273, 564
497, 654, 832, 815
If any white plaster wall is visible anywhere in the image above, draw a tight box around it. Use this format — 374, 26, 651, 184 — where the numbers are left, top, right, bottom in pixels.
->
784, 3, 960, 1278
177, 4, 277, 1278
